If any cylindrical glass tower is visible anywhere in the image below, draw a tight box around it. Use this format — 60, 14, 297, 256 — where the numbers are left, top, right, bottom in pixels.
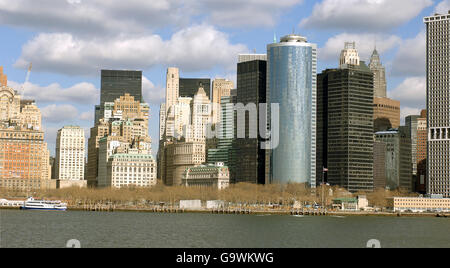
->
267, 34, 317, 187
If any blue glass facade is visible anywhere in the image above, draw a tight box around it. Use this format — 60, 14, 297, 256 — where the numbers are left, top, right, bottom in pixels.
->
267, 36, 317, 187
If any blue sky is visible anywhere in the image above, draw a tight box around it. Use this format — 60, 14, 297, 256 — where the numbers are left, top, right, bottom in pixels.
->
1, 0, 449, 156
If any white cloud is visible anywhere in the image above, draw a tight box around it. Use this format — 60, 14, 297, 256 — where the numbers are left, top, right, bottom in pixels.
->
435, 0, 450, 13
0, 0, 302, 35
15, 25, 248, 76
389, 76, 426, 109
41, 104, 79, 123
142, 76, 165, 106
319, 33, 401, 62
0, 0, 183, 36
8, 80, 99, 105
391, 32, 426, 77
192, 0, 303, 27
300, 0, 433, 31
79, 112, 94, 122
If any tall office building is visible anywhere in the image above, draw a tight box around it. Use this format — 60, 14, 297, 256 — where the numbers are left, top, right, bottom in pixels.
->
233, 58, 267, 184
0, 66, 7, 87
368, 49, 400, 132
424, 12, 450, 197
207, 96, 234, 167
317, 62, 374, 192
375, 128, 412, 191
180, 78, 211, 99
416, 110, 428, 193
212, 79, 234, 124
100, 70, 142, 105
0, 78, 53, 190
87, 93, 151, 188
369, 48, 387, 98
166, 68, 180, 114
159, 103, 166, 141
373, 97, 401, 131
406, 114, 421, 176
268, 34, 317, 187
190, 86, 212, 141
417, 110, 428, 164
97, 70, 142, 125
55, 126, 86, 188
238, 54, 267, 63
339, 42, 360, 67
373, 141, 387, 189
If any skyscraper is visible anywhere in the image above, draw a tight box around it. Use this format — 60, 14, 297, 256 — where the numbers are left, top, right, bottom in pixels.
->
317, 62, 374, 192
0, 75, 53, 191
97, 70, 143, 125
373, 97, 401, 131
166, 68, 180, 114
100, 70, 143, 105
212, 78, 234, 125
207, 95, 234, 167
424, 12, 450, 197
179, 78, 211, 99
369, 48, 400, 132
375, 128, 412, 191
406, 114, 420, 176
369, 48, 387, 98
55, 126, 86, 188
267, 34, 317, 187
233, 58, 267, 184
190, 86, 212, 141
87, 93, 151, 188
416, 110, 427, 193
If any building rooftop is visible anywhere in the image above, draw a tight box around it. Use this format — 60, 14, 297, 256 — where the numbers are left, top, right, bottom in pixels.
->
280, 34, 307, 43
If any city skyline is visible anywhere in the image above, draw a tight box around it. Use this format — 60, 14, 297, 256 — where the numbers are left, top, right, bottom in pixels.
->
1, 1, 448, 156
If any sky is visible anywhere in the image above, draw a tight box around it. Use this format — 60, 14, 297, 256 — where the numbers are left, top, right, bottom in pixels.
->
1, 0, 449, 156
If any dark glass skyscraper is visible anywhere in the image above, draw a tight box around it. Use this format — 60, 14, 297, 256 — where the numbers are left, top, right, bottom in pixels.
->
96, 70, 143, 125
317, 62, 374, 192
179, 78, 211, 99
232, 59, 267, 184
100, 70, 143, 105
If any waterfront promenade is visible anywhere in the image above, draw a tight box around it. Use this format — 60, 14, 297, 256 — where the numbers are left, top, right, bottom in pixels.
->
2, 203, 449, 218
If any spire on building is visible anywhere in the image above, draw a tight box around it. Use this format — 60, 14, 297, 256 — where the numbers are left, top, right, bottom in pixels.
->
369, 47, 387, 98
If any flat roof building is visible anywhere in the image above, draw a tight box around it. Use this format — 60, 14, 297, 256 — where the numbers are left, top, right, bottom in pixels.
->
182, 162, 230, 190
424, 12, 450, 197
388, 196, 450, 213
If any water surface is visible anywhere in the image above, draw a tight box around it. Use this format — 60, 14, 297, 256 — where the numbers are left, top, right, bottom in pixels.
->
1, 210, 449, 248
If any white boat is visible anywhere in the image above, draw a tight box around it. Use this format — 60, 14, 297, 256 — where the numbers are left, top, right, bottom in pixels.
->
20, 197, 67, 211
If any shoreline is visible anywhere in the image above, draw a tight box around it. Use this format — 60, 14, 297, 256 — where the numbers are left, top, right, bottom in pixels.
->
2, 206, 449, 218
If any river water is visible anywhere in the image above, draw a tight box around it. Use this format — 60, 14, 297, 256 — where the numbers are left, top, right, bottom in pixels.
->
1, 210, 449, 248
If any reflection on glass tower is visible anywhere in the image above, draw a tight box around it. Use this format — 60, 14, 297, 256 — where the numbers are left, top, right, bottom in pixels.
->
267, 34, 317, 187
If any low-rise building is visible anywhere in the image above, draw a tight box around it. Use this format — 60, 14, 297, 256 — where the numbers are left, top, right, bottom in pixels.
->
333, 196, 369, 211
333, 197, 358, 211
182, 162, 230, 190
388, 196, 450, 213
106, 151, 157, 188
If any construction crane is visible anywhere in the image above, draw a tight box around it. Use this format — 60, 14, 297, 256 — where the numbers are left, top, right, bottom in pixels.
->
20, 63, 32, 97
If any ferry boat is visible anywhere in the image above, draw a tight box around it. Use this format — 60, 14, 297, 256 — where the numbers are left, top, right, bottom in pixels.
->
20, 197, 67, 211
